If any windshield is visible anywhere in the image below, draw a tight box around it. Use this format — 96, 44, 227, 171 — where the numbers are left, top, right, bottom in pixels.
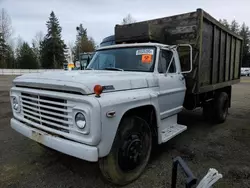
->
87, 47, 156, 72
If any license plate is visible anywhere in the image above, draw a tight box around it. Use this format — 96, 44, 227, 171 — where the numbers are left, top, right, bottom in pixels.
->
31, 130, 44, 143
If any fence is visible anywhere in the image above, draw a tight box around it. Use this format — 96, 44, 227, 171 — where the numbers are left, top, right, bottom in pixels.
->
0, 69, 62, 75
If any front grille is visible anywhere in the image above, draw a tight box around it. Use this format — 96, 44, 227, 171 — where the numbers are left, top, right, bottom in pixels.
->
20, 92, 74, 134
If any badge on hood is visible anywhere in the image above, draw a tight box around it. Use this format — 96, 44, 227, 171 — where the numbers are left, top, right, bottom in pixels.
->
102, 85, 115, 91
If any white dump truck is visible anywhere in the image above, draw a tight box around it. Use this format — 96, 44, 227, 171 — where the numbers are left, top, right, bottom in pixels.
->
10, 9, 242, 185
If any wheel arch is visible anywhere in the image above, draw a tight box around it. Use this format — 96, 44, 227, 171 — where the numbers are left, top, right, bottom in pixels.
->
121, 105, 159, 145
98, 103, 159, 158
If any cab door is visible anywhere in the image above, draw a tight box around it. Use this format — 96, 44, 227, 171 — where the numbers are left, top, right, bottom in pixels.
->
157, 48, 186, 120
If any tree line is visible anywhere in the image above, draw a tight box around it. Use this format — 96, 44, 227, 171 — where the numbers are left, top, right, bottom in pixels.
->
0, 9, 96, 69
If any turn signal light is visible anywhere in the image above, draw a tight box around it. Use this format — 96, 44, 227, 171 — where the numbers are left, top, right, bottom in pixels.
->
94, 85, 103, 97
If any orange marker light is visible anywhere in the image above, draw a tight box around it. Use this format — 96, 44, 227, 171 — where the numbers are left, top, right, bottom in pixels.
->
94, 85, 103, 97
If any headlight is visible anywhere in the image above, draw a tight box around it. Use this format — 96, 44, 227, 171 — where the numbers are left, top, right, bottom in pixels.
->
75, 112, 86, 129
12, 97, 19, 111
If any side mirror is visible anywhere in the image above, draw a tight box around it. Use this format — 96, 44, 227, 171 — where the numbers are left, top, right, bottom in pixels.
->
177, 44, 193, 74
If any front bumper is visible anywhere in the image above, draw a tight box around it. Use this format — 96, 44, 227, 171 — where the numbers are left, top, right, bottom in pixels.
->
11, 118, 98, 162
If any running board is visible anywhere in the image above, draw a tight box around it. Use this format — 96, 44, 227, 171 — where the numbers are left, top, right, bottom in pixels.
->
161, 124, 187, 143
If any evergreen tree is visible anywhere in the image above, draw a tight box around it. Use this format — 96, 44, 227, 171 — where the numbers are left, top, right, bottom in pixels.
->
76, 24, 87, 39
40, 11, 66, 68
5, 45, 15, 68
74, 24, 95, 61
219, 19, 230, 29
17, 42, 38, 69
0, 32, 7, 68
0, 9, 13, 68
240, 23, 250, 67
230, 20, 240, 34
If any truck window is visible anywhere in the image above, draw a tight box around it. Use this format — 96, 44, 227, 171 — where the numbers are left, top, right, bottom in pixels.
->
88, 47, 156, 72
158, 50, 176, 73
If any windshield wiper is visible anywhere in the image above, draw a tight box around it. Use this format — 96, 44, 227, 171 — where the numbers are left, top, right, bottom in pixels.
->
86, 68, 94, 70
104, 67, 124, 71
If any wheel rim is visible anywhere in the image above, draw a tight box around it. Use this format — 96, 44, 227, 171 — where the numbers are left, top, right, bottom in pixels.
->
118, 134, 144, 171
118, 118, 150, 172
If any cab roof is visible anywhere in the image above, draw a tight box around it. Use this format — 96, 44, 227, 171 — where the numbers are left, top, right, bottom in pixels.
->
97, 42, 170, 51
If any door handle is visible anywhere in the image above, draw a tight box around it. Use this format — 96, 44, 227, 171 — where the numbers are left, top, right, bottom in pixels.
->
179, 76, 184, 81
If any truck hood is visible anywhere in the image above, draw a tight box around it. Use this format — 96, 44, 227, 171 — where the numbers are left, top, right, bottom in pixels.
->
13, 70, 158, 94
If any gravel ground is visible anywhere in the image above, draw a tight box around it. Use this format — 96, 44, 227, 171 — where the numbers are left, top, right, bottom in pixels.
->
1, 75, 250, 188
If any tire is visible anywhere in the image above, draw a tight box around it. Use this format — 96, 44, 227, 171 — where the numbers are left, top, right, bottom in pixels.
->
213, 92, 229, 123
99, 116, 152, 185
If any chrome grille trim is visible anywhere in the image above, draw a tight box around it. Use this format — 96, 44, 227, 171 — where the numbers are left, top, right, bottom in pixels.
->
20, 92, 76, 134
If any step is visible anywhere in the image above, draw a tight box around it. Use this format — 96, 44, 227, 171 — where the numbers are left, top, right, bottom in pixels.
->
161, 124, 187, 143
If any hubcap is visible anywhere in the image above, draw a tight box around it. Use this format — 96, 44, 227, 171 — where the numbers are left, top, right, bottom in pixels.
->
118, 134, 143, 172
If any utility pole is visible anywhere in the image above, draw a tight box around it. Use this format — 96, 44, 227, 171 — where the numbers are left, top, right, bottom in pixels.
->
76, 26, 83, 69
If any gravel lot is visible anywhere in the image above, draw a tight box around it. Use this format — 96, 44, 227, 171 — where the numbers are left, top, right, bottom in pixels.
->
1, 75, 250, 188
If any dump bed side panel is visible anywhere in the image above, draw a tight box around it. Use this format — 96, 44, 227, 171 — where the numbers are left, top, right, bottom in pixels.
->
200, 20, 213, 87
199, 11, 242, 93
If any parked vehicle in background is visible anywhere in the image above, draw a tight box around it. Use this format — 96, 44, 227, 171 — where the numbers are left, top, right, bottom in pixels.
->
74, 52, 94, 70
10, 9, 242, 185
100, 35, 115, 47
241, 67, 250, 76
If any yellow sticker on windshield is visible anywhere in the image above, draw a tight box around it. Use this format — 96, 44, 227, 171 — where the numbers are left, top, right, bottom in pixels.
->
141, 54, 152, 63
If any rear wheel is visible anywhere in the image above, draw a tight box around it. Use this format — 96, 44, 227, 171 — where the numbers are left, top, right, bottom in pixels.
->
99, 116, 152, 185
203, 92, 229, 123
213, 92, 229, 123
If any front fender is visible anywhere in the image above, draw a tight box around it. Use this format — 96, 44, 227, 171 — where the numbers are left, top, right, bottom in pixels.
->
96, 88, 159, 157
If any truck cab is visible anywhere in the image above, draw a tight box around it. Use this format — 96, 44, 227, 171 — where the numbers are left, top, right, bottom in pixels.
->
10, 42, 192, 185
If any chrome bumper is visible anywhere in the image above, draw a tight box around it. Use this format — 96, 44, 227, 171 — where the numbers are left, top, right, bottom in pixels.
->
11, 118, 98, 162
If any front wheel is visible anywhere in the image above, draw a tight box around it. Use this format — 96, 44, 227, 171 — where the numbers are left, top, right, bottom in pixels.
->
99, 116, 152, 185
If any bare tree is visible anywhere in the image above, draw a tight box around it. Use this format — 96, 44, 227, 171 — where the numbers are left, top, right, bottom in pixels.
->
122, 14, 136, 25
0, 8, 12, 42
32, 31, 44, 49
67, 41, 75, 63
67, 41, 74, 53
15, 36, 24, 57
31, 31, 44, 68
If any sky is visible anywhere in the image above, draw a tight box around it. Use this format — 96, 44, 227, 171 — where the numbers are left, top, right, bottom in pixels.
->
1, 0, 250, 46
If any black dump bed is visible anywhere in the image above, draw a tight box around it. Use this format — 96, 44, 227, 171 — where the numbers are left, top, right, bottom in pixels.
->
115, 9, 243, 94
